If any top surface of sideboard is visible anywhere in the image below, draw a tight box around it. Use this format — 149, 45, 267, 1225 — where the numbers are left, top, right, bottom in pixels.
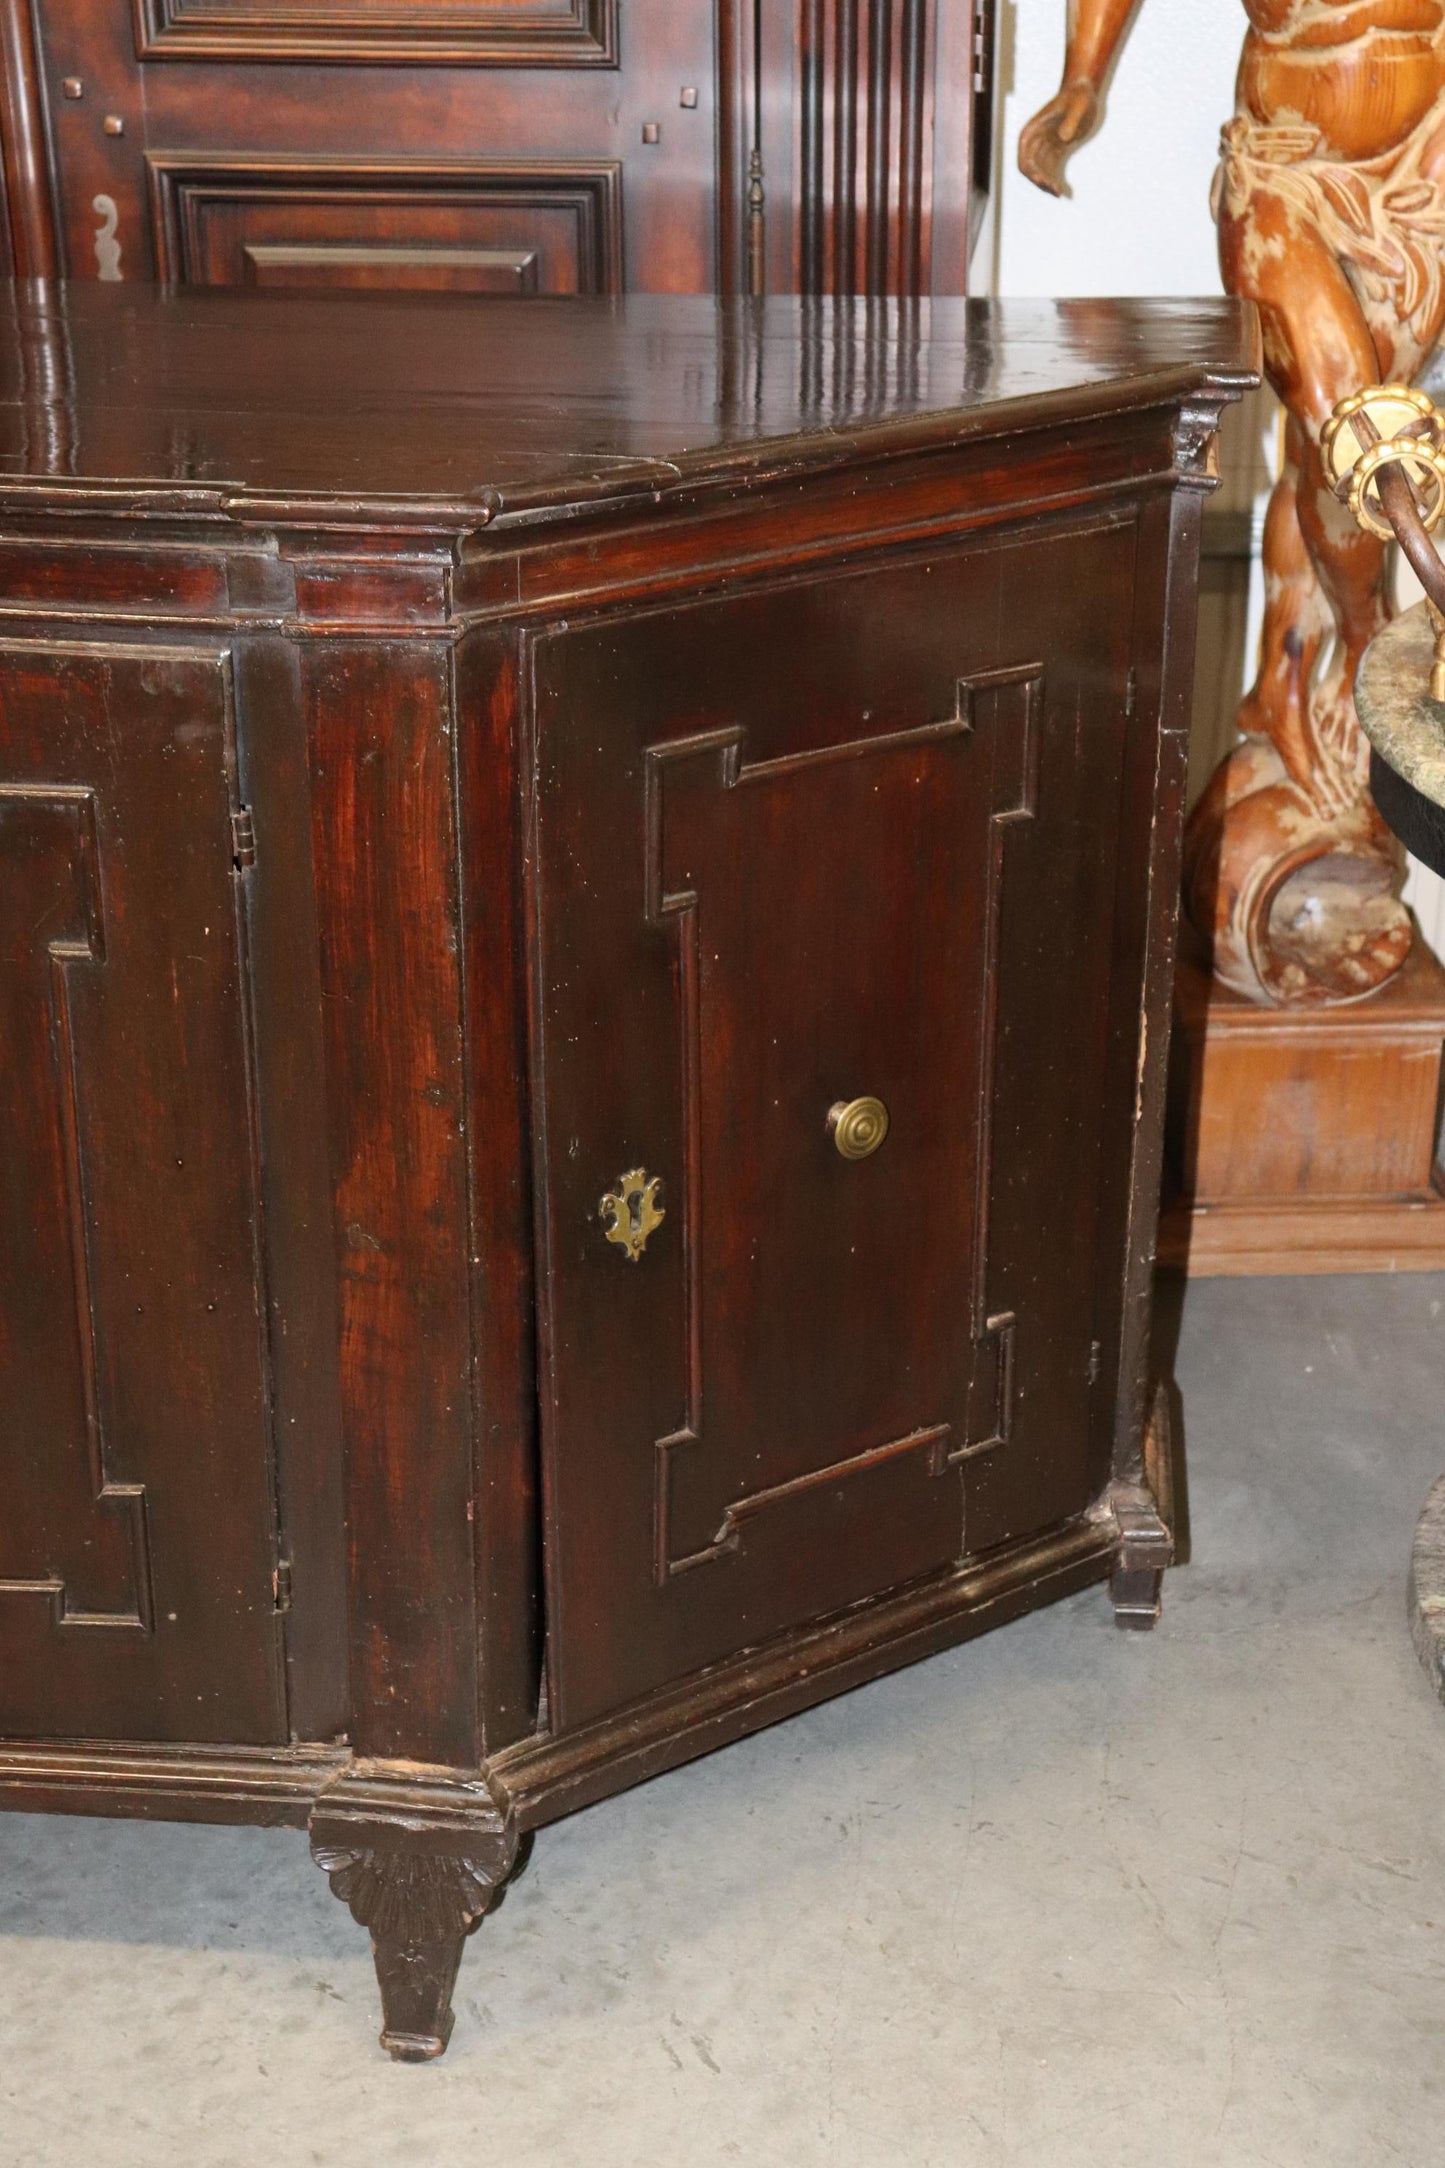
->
0, 285, 1258, 526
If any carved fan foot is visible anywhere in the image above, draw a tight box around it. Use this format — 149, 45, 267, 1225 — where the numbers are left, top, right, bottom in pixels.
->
310, 1766, 518, 2062
314, 1847, 491, 2061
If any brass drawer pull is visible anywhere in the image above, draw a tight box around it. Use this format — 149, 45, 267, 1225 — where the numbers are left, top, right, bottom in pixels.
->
828, 1096, 889, 1161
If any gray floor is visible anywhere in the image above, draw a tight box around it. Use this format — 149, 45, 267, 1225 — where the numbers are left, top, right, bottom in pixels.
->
2, 1275, 1443, 2168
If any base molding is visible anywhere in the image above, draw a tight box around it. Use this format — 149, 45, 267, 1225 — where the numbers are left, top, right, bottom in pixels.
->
1159, 1191, 1445, 1276
0, 1740, 347, 1825
496, 1512, 1123, 1827
0, 1512, 1131, 1833
0, 1457, 1189, 1843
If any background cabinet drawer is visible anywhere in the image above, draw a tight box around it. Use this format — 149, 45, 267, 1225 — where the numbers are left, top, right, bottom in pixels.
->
148, 154, 623, 292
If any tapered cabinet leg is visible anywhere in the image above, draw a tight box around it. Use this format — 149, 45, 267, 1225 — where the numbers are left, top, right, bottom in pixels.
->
1108, 1381, 1178, 1631
314, 1848, 490, 2060
373, 1930, 467, 2061
310, 1766, 517, 2061
1109, 1549, 1168, 1630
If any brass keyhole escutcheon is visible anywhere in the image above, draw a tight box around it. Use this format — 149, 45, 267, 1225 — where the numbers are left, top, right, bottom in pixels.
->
600, 1167, 666, 1262
828, 1095, 889, 1161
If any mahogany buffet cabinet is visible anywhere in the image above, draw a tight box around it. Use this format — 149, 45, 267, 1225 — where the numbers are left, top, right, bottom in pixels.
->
0, 280, 1257, 2060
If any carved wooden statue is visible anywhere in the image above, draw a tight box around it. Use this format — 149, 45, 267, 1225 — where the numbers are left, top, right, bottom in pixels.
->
1021, 0, 1445, 1006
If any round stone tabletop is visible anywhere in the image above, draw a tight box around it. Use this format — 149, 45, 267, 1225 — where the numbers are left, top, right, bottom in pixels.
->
1355, 603, 1445, 877
1355, 602, 1445, 812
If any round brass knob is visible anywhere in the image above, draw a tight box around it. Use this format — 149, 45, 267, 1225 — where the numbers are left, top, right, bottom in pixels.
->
828, 1095, 889, 1161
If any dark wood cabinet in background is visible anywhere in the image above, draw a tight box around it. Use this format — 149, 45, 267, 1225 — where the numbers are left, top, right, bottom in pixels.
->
0, 0, 994, 296
0, 281, 1256, 2060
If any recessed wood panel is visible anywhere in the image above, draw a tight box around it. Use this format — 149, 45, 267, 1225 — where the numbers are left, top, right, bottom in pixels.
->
147, 153, 623, 293
133, 0, 618, 66
0, 787, 150, 1634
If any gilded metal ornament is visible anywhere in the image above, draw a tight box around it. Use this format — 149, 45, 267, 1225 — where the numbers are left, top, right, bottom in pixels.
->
600, 1168, 666, 1262
1329, 383, 1445, 698
1323, 384, 1445, 541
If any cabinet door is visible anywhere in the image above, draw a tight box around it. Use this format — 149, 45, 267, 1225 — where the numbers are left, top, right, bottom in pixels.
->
0, 639, 285, 1743
533, 517, 1142, 1728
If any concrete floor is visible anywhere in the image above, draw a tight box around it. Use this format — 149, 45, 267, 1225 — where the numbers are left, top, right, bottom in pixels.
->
2, 1273, 1443, 2168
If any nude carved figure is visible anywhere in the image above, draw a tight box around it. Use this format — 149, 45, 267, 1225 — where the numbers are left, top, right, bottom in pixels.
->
1022, 0, 1445, 1004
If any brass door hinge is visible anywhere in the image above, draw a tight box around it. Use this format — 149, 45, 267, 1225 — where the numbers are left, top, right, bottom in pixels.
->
231, 806, 257, 869
273, 1559, 293, 1614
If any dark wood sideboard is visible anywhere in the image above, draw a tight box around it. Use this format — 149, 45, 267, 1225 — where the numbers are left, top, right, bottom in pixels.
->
0, 281, 1258, 2059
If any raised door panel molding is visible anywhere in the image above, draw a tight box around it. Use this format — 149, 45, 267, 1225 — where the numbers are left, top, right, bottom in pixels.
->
641, 679, 1039, 1587
533, 513, 1148, 1728
0, 786, 152, 1634
0, 638, 285, 1745
132, 0, 618, 66
147, 154, 623, 294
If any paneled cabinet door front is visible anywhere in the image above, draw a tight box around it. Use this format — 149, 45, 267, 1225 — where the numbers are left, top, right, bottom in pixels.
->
534, 517, 1143, 1729
33, 0, 715, 295
0, 639, 286, 1743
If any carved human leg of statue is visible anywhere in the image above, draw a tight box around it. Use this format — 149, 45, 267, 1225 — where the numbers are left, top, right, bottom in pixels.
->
1233, 451, 1333, 784
310, 1767, 518, 2061
1186, 204, 1425, 1006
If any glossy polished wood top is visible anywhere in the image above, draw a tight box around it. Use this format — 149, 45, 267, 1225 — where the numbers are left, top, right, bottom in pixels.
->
0, 284, 1259, 524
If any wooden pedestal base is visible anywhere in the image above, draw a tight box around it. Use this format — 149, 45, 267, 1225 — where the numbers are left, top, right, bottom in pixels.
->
1160, 938, 1445, 1276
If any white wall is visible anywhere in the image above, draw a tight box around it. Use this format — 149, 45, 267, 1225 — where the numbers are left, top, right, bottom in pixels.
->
980, 0, 1445, 956
984, 0, 1237, 301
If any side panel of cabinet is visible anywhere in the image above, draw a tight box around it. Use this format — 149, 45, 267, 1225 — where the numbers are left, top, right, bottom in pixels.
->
532, 515, 1141, 1729
0, 637, 286, 1743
